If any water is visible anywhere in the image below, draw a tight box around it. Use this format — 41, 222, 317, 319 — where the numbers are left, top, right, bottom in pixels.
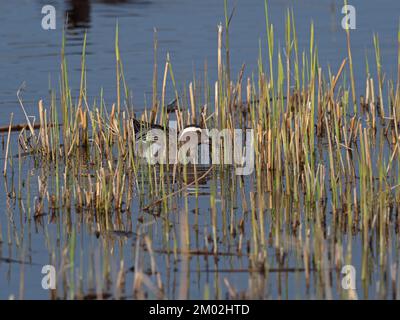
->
0, 0, 400, 299
1, 0, 398, 122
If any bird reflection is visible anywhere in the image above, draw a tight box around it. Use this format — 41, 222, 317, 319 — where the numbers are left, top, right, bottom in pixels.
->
66, 0, 91, 30
65, 0, 139, 31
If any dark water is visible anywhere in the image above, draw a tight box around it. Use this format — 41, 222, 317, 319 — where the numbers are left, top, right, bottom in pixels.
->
1, 0, 398, 124
0, 0, 400, 299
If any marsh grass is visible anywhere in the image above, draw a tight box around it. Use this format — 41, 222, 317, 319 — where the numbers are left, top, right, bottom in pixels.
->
2, 0, 400, 300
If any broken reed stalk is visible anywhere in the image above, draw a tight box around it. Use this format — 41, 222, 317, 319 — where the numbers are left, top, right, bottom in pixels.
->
3, 113, 13, 176
0, 122, 61, 133
150, 28, 158, 124
115, 23, 121, 115
344, 0, 357, 112
374, 33, 385, 119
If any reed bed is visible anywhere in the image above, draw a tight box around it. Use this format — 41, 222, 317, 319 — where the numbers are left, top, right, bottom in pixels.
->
2, 1, 400, 300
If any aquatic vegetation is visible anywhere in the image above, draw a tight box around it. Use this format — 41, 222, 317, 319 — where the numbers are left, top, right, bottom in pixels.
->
2, 0, 400, 300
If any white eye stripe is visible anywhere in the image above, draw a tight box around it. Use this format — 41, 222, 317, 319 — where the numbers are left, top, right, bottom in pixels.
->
178, 126, 202, 137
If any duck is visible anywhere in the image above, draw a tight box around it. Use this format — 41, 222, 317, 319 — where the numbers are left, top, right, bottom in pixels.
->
131, 117, 210, 164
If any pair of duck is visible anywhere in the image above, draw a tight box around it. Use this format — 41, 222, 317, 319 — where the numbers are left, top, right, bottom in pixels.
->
131, 117, 210, 161
131, 118, 203, 141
